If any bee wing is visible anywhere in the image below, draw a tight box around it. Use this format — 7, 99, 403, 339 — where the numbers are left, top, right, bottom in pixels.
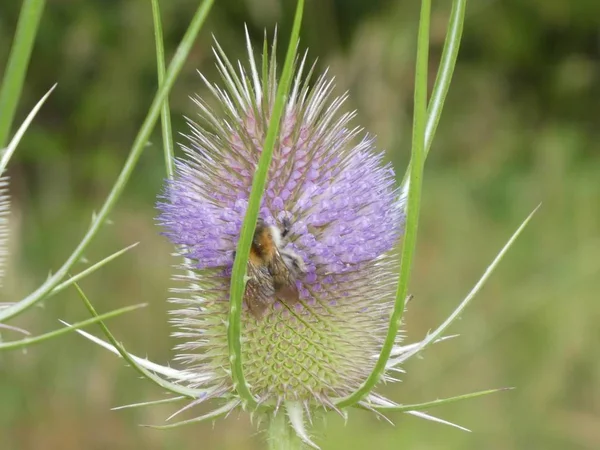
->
269, 250, 300, 304
244, 261, 275, 319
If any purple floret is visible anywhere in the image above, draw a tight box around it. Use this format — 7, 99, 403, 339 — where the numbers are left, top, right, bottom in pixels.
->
157, 53, 404, 304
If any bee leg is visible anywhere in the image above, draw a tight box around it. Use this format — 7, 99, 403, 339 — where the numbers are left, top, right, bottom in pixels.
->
247, 299, 269, 319
281, 217, 292, 239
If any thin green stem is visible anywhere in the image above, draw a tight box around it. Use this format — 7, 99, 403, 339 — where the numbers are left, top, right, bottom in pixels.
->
151, 0, 175, 179
336, 0, 431, 408
268, 413, 302, 450
0, 0, 214, 323
0, 303, 145, 351
228, 0, 305, 410
111, 396, 185, 411
401, 0, 467, 187
425, 0, 467, 155
0, 0, 46, 148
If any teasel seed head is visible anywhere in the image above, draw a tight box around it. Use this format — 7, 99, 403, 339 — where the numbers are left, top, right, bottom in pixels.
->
157, 30, 406, 437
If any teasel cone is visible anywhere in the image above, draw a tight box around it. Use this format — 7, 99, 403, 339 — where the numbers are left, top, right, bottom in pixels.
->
157, 30, 410, 446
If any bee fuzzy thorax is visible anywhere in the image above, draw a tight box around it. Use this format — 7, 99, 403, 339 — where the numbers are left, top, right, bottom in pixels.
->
250, 219, 281, 263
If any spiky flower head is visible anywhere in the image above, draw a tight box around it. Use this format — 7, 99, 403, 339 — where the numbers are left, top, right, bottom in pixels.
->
157, 32, 407, 437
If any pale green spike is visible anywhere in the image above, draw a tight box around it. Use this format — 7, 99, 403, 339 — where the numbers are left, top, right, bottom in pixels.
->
0, 323, 30, 335
70, 283, 206, 398
112, 396, 186, 411
0, 84, 56, 175
141, 400, 239, 429
286, 401, 319, 450
406, 410, 470, 432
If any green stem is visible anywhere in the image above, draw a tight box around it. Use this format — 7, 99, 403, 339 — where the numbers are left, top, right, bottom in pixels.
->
150, 0, 175, 179
401, 0, 467, 186
424, 0, 467, 154
0, 0, 46, 148
228, 0, 305, 410
335, 0, 431, 408
268, 413, 302, 450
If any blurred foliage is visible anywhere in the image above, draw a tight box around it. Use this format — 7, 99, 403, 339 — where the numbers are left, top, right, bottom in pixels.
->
1, 0, 599, 449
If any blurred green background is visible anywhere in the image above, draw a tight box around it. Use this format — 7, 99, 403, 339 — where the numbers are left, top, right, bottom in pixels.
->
1, 0, 599, 449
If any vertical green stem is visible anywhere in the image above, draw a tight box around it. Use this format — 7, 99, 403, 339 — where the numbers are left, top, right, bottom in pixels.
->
0, 0, 46, 148
228, 0, 305, 409
268, 413, 302, 450
150, 0, 175, 179
335, 0, 431, 408
401, 0, 467, 186
424, 0, 467, 154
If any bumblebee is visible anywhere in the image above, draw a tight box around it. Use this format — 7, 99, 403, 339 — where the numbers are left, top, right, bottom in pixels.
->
242, 217, 307, 318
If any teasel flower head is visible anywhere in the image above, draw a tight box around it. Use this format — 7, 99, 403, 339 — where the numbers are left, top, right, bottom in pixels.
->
155, 31, 432, 445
